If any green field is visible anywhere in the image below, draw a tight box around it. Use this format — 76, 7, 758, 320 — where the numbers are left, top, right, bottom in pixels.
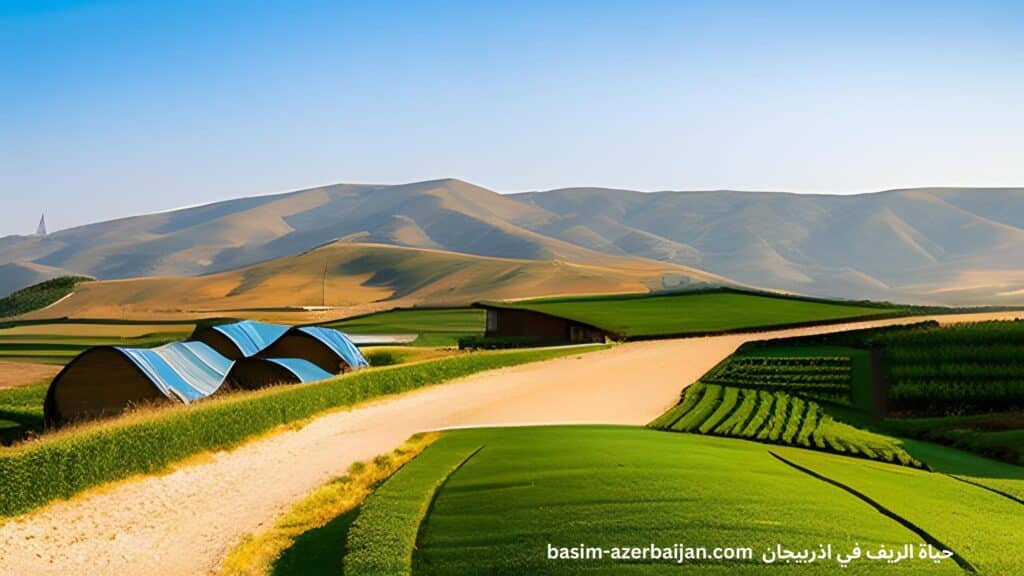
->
321, 426, 1024, 575
326, 308, 484, 347
0, 383, 47, 444
484, 290, 907, 339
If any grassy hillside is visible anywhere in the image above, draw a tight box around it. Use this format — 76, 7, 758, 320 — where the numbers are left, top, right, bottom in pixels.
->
484, 290, 908, 339
324, 426, 1023, 575
0, 276, 91, 318
19, 243, 722, 321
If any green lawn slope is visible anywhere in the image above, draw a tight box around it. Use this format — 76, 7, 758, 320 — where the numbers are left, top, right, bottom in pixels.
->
320, 426, 1024, 575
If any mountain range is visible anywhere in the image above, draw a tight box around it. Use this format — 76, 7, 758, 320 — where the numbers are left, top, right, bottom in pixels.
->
2, 178, 1023, 307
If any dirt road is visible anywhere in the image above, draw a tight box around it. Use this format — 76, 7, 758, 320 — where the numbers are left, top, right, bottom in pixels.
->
0, 311, 1017, 575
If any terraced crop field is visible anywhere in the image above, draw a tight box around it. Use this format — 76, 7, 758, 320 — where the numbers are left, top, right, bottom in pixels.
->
735, 320, 1024, 464
649, 383, 920, 467
702, 354, 853, 405
316, 426, 1024, 575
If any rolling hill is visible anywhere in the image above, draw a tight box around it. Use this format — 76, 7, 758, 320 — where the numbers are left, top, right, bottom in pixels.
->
19, 242, 726, 320
2, 179, 1023, 304
513, 186, 1024, 304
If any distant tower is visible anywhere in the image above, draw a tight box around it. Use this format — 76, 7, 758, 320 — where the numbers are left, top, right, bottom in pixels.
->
36, 214, 47, 236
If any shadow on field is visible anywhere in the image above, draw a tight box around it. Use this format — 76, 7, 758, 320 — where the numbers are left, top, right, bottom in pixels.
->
272, 506, 361, 576
0, 408, 42, 445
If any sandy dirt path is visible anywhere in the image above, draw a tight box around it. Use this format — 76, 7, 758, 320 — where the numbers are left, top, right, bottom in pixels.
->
0, 311, 1018, 575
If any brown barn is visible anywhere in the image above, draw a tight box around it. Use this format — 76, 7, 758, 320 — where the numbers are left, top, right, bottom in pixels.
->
473, 303, 609, 344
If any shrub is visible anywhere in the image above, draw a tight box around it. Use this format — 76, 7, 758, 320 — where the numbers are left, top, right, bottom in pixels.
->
0, 276, 92, 318
457, 336, 557, 350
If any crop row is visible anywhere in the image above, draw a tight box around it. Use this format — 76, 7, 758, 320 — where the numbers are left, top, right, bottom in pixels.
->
885, 345, 1024, 364
707, 373, 849, 385
864, 321, 1024, 347
889, 380, 1024, 414
651, 383, 920, 467
703, 377, 848, 392
889, 364, 1024, 380
712, 369, 850, 380
727, 357, 851, 367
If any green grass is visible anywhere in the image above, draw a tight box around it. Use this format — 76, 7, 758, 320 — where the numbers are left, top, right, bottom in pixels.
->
485, 290, 906, 339
898, 439, 1024, 502
363, 349, 412, 367
326, 308, 484, 347
344, 437, 482, 575
0, 383, 47, 444
336, 426, 1024, 575
887, 414, 1024, 466
652, 383, 921, 467
0, 345, 601, 517
777, 445, 1024, 575
0, 276, 92, 318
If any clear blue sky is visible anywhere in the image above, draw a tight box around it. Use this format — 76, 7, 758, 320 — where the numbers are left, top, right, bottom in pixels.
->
2, 0, 1023, 235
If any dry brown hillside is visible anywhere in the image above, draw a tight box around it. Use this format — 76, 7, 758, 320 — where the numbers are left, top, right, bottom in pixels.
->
21, 242, 728, 321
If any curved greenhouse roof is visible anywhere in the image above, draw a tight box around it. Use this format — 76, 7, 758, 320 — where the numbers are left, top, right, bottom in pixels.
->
45, 323, 368, 427
295, 326, 370, 370
117, 341, 233, 402
191, 320, 290, 360
44, 341, 233, 426
193, 321, 368, 371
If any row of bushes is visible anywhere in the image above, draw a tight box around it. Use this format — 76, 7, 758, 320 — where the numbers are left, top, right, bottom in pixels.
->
0, 346, 594, 517
457, 336, 560, 350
